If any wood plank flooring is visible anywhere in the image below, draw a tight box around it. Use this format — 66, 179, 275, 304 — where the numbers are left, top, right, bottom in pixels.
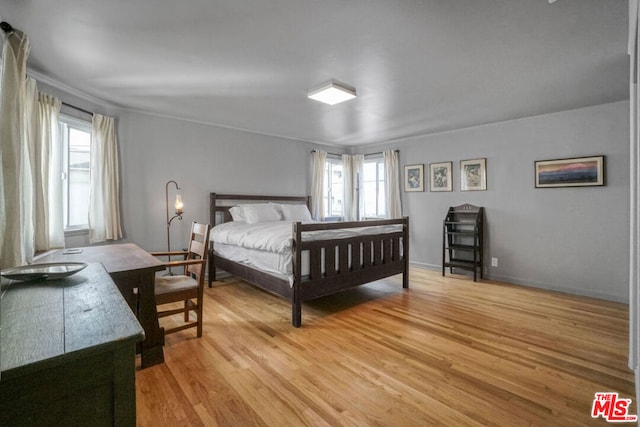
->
136, 268, 634, 426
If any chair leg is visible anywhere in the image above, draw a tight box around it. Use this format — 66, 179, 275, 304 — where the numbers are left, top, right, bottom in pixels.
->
184, 300, 190, 322
196, 302, 203, 337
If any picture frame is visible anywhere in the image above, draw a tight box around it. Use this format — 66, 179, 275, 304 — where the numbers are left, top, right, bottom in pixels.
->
404, 164, 424, 192
534, 155, 605, 188
460, 158, 487, 191
429, 162, 453, 192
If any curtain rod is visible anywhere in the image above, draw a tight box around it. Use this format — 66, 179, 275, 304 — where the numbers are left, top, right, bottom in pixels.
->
0, 21, 14, 34
311, 149, 399, 157
62, 102, 93, 117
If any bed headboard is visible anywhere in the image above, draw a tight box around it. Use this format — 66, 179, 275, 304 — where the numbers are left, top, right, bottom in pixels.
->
209, 193, 311, 226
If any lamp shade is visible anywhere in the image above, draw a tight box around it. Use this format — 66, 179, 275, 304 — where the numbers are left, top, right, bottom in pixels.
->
174, 194, 183, 215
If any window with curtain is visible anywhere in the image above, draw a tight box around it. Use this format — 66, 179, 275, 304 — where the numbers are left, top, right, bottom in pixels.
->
362, 156, 386, 219
318, 153, 393, 220
60, 115, 92, 230
323, 156, 344, 219
0, 27, 120, 267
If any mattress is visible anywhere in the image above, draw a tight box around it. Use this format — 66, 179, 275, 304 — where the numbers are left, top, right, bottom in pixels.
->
214, 242, 307, 283
211, 220, 403, 285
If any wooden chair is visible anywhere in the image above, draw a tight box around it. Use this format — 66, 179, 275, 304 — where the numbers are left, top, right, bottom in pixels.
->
151, 222, 211, 337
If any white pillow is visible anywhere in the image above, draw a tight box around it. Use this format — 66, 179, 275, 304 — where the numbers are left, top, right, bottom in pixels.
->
269, 202, 284, 218
281, 204, 313, 222
229, 206, 246, 222
243, 204, 282, 224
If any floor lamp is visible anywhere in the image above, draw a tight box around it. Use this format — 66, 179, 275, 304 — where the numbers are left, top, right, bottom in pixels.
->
166, 180, 183, 274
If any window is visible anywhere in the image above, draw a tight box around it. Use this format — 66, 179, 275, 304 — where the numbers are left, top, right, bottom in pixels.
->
60, 116, 92, 229
362, 156, 385, 218
323, 156, 344, 219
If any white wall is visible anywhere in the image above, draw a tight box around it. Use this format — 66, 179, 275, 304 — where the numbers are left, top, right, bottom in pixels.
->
37, 77, 630, 302
116, 110, 337, 254
364, 101, 629, 302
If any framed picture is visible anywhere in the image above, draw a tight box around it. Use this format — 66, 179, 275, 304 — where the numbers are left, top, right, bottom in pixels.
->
460, 158, 487, 191
429, 162, 453, 192
534, 155, 605, 188
404, 164, 424, 192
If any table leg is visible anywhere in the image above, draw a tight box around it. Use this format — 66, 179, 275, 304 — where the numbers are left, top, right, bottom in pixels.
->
111, 271, 165, 368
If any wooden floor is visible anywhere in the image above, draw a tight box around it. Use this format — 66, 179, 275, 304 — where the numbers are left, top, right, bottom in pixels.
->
136, 268, 634, 426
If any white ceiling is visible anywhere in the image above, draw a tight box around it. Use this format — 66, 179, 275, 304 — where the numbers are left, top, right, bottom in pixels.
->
1, 0, 629, 147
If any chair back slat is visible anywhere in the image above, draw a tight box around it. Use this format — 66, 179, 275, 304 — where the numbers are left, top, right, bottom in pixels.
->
184, 222, 211, 280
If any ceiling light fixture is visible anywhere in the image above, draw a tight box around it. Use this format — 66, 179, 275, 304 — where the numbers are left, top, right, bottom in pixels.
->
307, 80, 357, 105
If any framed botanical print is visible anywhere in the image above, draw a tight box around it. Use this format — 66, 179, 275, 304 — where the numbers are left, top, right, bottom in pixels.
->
429, 162, 452, 192
460, 158, 487, 191
404, 164, 424, 192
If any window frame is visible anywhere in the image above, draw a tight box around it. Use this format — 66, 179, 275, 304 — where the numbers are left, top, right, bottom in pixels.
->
362, 155, 386, 219
324, 155, 344, 221
59, 114, 92, 231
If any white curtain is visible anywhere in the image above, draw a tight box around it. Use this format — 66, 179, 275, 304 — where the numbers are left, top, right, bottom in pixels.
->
35, 92, 63, 251
342, 154, 364, 221
22, 78, 37, 261
383, 150, 402, 219
628, 0, 640, 403
310, 150, 326, 221
89, 113, 122, 243
0, 29, 30, 268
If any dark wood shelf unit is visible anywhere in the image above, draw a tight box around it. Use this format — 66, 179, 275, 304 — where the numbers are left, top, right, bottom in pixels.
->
442, 204, 484, 281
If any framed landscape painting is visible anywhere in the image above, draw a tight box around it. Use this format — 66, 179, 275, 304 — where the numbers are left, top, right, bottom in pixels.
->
429, 162, 452, 192
404, 164, 424, 192
534, 155, 605, 188
460, 158, 487, 191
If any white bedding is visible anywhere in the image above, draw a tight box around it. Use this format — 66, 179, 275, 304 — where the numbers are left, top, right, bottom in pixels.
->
211, 220, 401, 254
211, 220, 402, 284
214, 242, 307, 281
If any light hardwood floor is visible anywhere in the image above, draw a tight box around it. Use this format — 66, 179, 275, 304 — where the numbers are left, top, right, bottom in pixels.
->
136, 268, 634, 426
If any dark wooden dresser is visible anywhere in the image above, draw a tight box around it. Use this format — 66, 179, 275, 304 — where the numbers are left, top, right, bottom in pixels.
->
0, 262, 144, 426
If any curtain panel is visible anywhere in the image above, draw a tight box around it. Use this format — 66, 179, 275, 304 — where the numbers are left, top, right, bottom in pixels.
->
0, 29, 30, 268
384, 150, 402, 219
310, 150, 326, 221
89, 113, 123, 243
22, 78, 37, 261
35, 92, 63, 251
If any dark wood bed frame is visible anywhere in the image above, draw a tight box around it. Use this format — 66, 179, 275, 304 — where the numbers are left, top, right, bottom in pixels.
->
208, 193, 409, 327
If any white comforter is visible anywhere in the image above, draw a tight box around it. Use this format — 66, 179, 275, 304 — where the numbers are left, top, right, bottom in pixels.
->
210, 221, 401, 254
211, 221, 297, 253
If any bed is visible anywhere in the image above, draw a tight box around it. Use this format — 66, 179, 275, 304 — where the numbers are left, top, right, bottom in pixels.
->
208, 193, 409, 327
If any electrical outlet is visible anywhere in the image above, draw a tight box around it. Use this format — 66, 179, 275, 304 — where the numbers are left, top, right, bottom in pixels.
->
491, 257, 498, 267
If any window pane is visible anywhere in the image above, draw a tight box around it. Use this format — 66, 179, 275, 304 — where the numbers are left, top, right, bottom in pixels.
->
323, 159, 344, 218
378, 162, 385, 216
362, 159, 385, 218
363, 181, 376, 217
63, 122, 92, 228
378, 185, 386, 216
323, 162, 331, 217
363, 162, 376, 181
330, 163, 343, 216
362, 162, 375, 217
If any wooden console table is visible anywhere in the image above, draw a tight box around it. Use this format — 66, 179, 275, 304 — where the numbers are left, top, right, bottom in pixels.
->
0, 263, 144, 426
35, 243, 166, 368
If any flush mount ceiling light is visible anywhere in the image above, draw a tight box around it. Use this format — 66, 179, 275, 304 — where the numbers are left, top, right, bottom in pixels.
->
307, 80, 357, 105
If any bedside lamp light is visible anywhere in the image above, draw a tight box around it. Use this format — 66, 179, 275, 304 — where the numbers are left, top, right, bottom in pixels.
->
166, 180, 183, 274
174, 194, 183, 215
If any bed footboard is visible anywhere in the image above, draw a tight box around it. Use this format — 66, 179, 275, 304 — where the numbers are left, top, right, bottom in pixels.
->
291, 217, 409, 327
